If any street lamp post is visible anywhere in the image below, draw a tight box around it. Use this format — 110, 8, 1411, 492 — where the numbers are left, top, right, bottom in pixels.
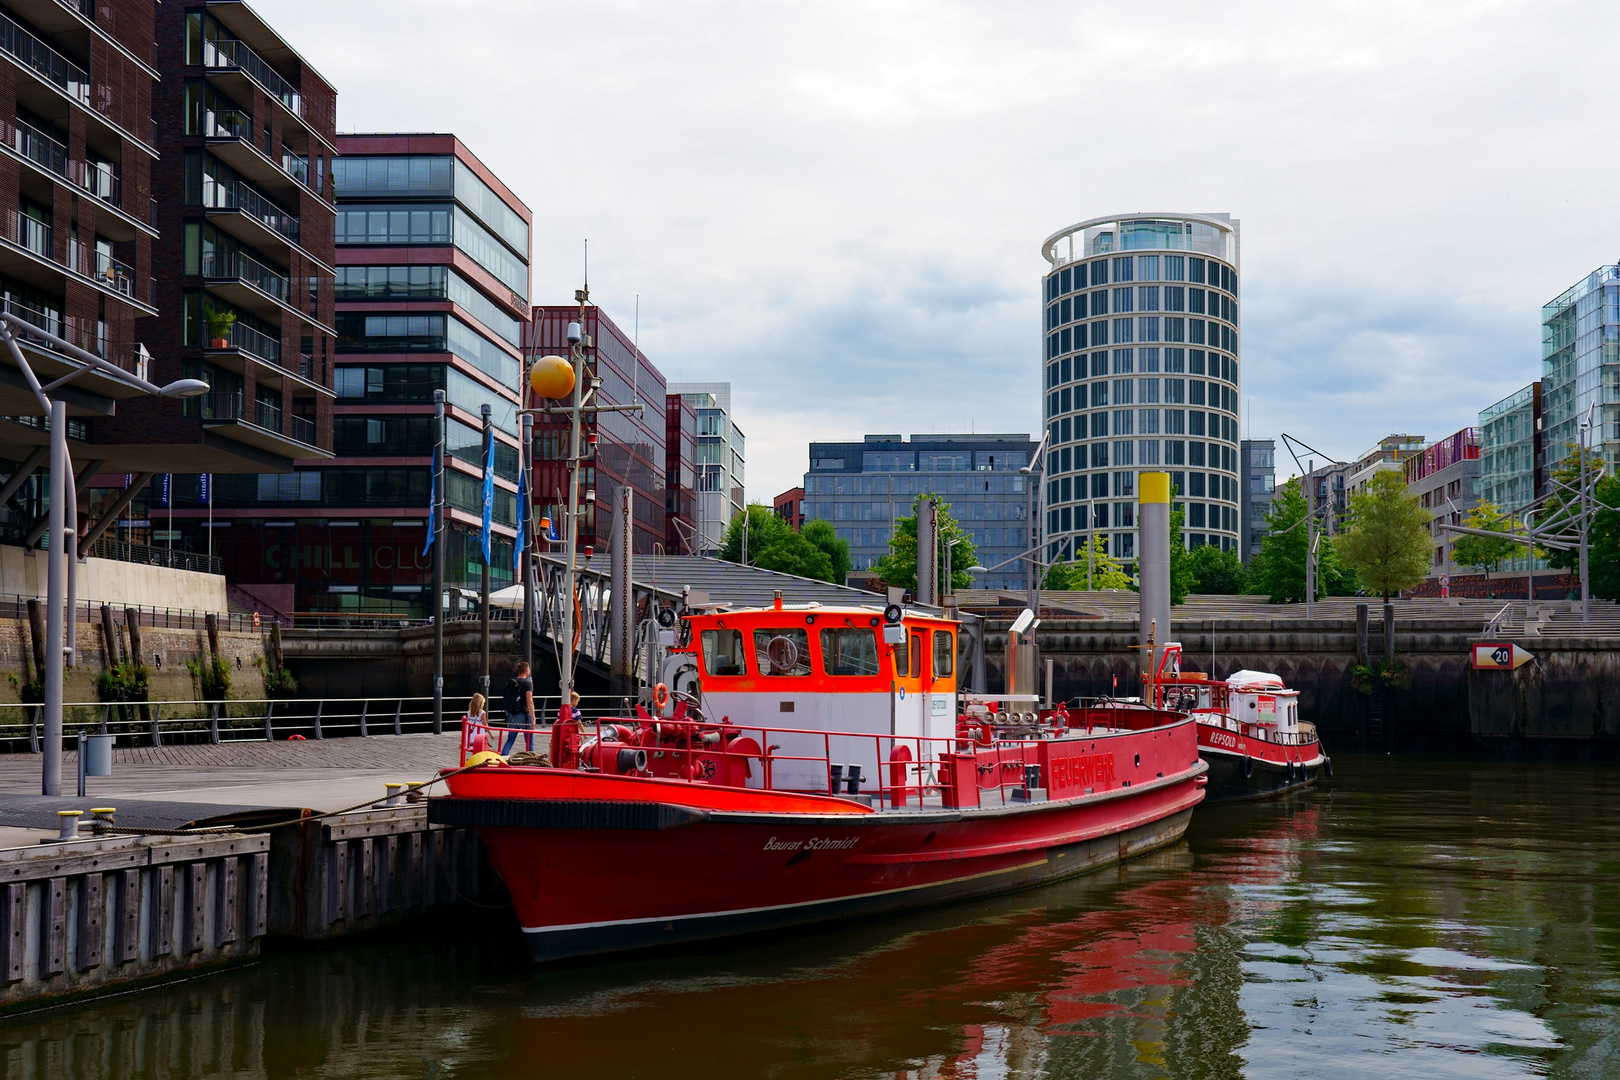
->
0, 314, 207, 796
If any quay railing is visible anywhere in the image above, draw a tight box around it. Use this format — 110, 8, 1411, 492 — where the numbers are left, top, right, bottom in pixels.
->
0, 693, 638, 753
0, 594, 256, 633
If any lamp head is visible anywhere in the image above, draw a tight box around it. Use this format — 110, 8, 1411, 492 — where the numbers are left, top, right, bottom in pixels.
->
159, 378, 211, 399
966, 564, 987, 573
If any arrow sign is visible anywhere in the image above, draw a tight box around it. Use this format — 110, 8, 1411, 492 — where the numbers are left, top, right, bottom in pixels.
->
1472, 643, 1534, 670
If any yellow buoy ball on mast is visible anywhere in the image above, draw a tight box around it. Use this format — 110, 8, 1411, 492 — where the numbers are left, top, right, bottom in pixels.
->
529, 354, 575, 399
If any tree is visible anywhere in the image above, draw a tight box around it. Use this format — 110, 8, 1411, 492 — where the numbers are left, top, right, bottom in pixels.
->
718, 504, 842, 584
1187, 544, 1249, 594
873, 497, 978, 594
1254, 478, 1358, 603
1591, 475, 1620, 601
1044, 535, 1133, 590
718, 504, 790, 565
1449, 500, 1522, 574
1336, 469, 1432, 602
801, 519, 851, 583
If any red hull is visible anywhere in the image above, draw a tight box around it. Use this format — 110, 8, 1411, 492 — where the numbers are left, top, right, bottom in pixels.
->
434, 721, 1206, 962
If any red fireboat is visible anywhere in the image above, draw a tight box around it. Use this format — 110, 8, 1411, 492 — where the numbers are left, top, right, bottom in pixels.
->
1142, 643, 1329, 802
431, 598, 1207, 964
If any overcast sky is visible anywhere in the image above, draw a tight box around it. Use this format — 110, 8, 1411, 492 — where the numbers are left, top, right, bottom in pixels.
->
271, 0, 1617, 495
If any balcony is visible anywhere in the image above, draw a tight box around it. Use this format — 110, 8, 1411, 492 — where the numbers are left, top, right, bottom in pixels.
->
200, 247, 298, 323
204, 317, 281, 365
201, 177, 301, 261
68, 240, 134, 297
0, 296, 149, 419
200, 36, 302, 120
10, 114, 64, 175
192, 390, 322, 457
0, 209, 150, 312
203, 115, 317, 206
0, 10, 90, 106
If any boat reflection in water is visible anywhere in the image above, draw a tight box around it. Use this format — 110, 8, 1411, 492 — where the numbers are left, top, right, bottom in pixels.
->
0, 756, 1610, 1078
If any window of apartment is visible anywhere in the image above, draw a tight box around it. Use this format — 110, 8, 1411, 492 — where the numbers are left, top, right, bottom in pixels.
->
1138, 317, 1159, 342
1112, 379, 1134, 405
1112, 257, 1133, 283
1190, 258, 1206, 284
1140, 408, 1160, 434
1165, 409, 1185, 435
1091, 352, 1108, 377
1090, 382, 1108, 408
1136, 255, 1159, 281
1111, 287, 1134, 314
1138, 286, 1159, 312
1112, 409, 1133, 436
1163, 286, 1185, 312
1163, 255, 1186, 282
1091, 260, 1109, 286
1091, 443, 1109, 468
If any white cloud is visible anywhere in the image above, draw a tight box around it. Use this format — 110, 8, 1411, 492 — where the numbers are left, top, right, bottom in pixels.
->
266, 0, 1617, 496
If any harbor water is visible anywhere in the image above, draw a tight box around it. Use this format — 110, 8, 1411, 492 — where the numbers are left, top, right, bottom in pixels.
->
0, 753, 1615, 1079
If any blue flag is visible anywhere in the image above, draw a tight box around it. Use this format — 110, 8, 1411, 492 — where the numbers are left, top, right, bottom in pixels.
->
423, 470, 436, 557
480, 435, 494, 563
513, 462, 527, 573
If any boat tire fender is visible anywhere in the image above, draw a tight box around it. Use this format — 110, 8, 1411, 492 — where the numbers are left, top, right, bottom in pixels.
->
1324, 756, 1333, 778
1241, 755, 1253, 779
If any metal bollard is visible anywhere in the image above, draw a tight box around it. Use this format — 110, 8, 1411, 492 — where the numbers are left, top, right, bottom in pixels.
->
384, 782, 405, 806
56, 810, 82, 841
89, 808, 116, 834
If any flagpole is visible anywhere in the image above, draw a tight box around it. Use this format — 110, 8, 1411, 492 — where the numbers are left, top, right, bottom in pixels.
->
521, 411, 534, 675
432, 388, 445, 734
480, 402, 492, 701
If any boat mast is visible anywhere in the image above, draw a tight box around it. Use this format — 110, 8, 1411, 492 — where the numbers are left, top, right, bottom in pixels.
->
560, 284, 588, 707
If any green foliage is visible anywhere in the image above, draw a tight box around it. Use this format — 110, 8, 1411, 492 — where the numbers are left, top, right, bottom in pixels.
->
1187, 543, 1249, 594
1337, 470, 1433, 601
718, 504, 847, 584
187, 655, 233, 701
872, 497, 979, 593
9, 671, 41, 703
1044, 535, 1133, 590
95, 661, 151, 703
1590, 475, 1620, 601
1168, 503, 1194, 605
800, 519, 852, 583
202, 305, 236, 340
1351, 657, 1412, 694
1449, 499, 1526, 574
263, 666, 298, 697
1255, 479, 1358, 603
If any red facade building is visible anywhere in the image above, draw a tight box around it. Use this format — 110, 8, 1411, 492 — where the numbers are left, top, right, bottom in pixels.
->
774, 486, 804, 531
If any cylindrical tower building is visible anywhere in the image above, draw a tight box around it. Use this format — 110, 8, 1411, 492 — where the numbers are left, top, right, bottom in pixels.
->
1038, 214, 1242, 575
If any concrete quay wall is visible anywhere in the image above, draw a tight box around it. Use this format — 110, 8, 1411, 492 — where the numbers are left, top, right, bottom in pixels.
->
992, 617, 1620, 751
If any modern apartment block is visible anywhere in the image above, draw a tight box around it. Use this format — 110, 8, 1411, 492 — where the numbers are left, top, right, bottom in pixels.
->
529, 305, 667, 556
1038, 214, 1243, 565
1239, 439, 1274, 562
801, 433, 1037, 591
1477, 382, 1545, 573
667, 381, 743, 553
1404, 427, 1480, 576
664, 391, 696, 553
1344, 434, 1426, 499
1542, 264, 1619, 475
0, 0, 165, 548
156, 132, 532, 618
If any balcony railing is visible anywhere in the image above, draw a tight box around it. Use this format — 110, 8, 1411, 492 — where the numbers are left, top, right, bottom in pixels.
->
69, 241, 134, 296
189, 391, 243, 423
7, 208, 52, 259
0, 11, 90, 106
10, 115, 65, 176
201, 38, 302, 118
74, 159, 118, 205
288, 413, 316, 446
202, 178, 300, 244
280, 150, 309, 186
202, 106, 250, 141
53, 0, 96, 20
254, 398, 281, 433
201, 248, 290, 304
207, 318, 282, 365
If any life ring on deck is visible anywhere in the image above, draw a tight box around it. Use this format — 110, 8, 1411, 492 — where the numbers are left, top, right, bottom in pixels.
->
287, 734, 305, 741
252, 611, 261, 630
653, 682, 670, 710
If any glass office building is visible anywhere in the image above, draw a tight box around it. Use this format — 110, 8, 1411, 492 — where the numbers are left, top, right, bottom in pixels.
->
1541, 264, 1620, 476
1038, 214, 1242, 565
801, 434, 1037, 591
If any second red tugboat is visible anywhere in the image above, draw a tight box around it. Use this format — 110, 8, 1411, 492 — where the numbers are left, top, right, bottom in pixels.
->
1144, 644, 1330, 802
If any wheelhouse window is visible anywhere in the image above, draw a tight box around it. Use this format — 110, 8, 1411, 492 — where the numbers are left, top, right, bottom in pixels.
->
700, 629, 748, 677
753, 628, 811, 676
820, 628, 879, 676
932, 631, 954, 678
